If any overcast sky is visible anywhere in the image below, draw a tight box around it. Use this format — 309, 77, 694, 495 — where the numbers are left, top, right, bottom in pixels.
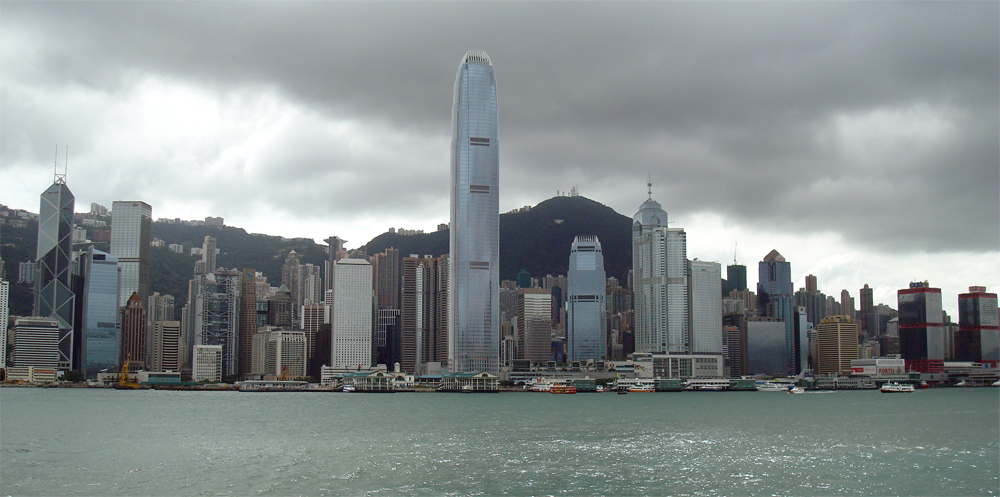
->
2, 1, 997, 315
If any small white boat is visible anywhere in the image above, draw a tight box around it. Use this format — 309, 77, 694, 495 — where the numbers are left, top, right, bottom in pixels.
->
992, 380, 1000, 387
342, 385, 356, 393
880, 382, 915, 393
787, 386, 805, 394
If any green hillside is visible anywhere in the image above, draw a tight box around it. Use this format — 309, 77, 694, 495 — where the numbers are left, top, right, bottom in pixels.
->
364, 195, 633, 282
3, 195, 634, 312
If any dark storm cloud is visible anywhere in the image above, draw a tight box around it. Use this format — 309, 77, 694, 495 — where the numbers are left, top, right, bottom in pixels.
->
2, 1, 997, 252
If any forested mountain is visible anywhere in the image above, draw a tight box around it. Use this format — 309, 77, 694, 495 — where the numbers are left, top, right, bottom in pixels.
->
2, 195, 634, 315
364, 195, 633, 282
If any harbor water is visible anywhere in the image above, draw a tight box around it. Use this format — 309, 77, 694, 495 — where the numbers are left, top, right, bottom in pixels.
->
1, 387, 997, 496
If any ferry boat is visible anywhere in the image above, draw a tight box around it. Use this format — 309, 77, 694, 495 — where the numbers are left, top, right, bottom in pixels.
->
239, 380, 308, 392
530, 379, 554, 392
880, 382, 915, 393
550, 385, 577, 394
756, 381, 795, 392
628, 384, 655, 393
342, 384, 356, 393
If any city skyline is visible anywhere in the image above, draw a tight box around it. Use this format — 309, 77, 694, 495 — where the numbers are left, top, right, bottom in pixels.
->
1, 2, 996, 318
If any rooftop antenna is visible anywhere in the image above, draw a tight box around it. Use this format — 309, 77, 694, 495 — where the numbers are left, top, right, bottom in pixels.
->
53, 144, 67, 184
733, 242, 738, 265
647, 172, 653, 200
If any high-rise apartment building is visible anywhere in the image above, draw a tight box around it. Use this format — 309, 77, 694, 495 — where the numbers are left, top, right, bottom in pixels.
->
331, 259, 373, 369
373, 248, 400, 310
955, 286, 999, 361
34, 179, 76, 369
0, 279, 7, 371
689, 260, 722, 355
111, 201, 151, 308
805, 274, 818, 294
324, 236, 346, 293
148, 292, 175, 323
897, 281, 945, 363
518, 288, 552, 363
298, 263, 322, 307
816, 315, 859, 375
632, 185, 688, 354
757, 249, 797, 374
840, 289, 855, 320
280, 250, 300, 320
859, 284, 874, 338
80, 247, 120, 376
566, 236, 606, 363
201, 236, 217, 274
401, 256, 448, 374
238, 268, 258, 378
449, 50, 500, 374
120, 292, 146, 371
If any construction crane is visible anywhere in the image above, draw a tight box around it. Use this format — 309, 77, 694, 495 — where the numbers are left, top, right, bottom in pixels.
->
116, 357, 140, 389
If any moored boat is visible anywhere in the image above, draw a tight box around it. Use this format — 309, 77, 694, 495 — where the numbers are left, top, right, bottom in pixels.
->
550, 385, 577, 394
628, 384, 655, 393
880, 382, 915, 393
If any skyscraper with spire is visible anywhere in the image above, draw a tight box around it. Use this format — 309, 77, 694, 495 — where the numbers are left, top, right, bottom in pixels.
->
632, 181, 688, 354
34, 175, 76, 369
449, 50, 500, 374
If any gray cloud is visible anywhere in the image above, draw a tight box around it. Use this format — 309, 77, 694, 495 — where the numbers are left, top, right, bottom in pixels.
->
2, 1, 997, 258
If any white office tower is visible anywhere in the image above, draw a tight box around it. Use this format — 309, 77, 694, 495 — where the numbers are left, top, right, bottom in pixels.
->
632, 185, 688, 353
566, 236, 607, 362
267, 330, 307, 378
449, 50, 500, 374
192, 344, 223, 382
331, 259, 373, 369
10, 318, 61, 369
111, 201, 152, 308
689, 260, 723, 354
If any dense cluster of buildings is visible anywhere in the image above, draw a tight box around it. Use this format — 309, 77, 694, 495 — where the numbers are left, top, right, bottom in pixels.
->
2, 51, 997, 387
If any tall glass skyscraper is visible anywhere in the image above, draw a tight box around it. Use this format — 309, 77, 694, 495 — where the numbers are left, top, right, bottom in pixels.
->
449, 50, 499, 374
35, 179, 76, 369
80, 247, 120, 376
688, 260, 722, 354
632, 185, 688, 354
757, 249, 797, 373
566, 236, 606, 362
111, 201, 152, 309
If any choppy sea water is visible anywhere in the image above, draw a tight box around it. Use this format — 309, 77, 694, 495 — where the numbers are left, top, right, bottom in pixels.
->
1, 387, 997, 496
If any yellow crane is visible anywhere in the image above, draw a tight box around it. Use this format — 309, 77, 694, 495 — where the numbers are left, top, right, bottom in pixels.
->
116, 357, 141, 389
